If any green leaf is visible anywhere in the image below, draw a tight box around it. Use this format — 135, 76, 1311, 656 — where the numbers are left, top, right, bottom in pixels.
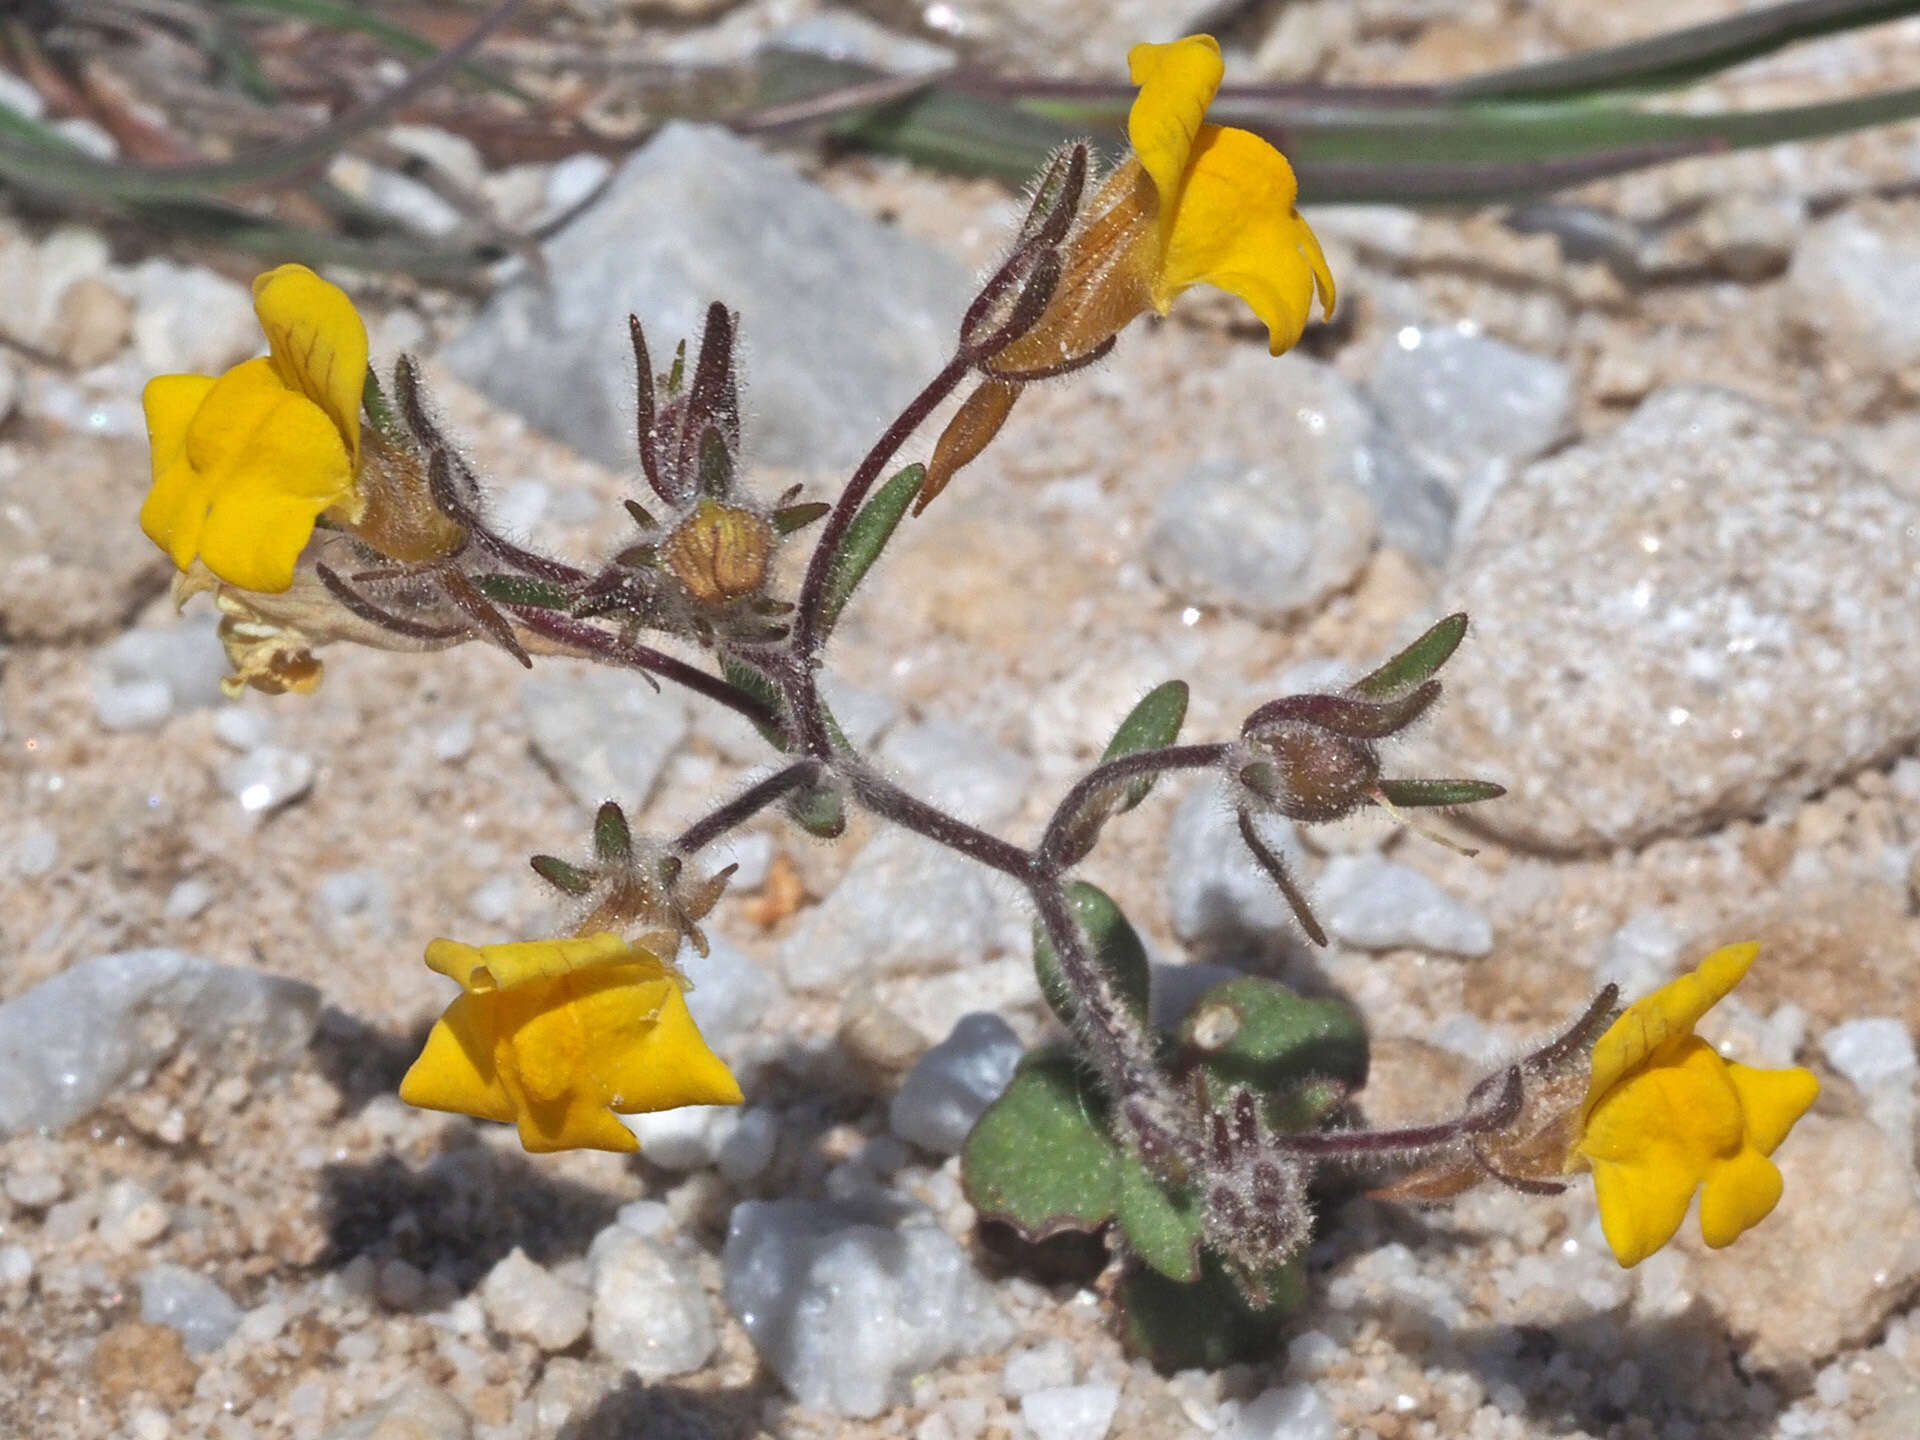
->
1032, 882, 1151, 1030
961, 1047, 1120, 1240
1113, 1149, 1203, 1284
1178, 978, 1369, 1111
1098, 681, 1189, 814
820, 464, 923, 637
698, 427, 734, 497
722, 656, 789, 751
1376, 777, 1506, 808
470, 573, 572, 609
1349, 614, 1468, 699
530, 855, 594, 896
1119, 1252, 1305, 1370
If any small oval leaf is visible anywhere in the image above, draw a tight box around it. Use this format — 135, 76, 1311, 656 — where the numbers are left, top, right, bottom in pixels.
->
1032, 882, 1151, 1030
820, 464, 924, 636
961, 1047, 1120, 1240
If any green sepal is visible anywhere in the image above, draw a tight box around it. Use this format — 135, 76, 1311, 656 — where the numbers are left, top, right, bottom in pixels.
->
1031, 882, 1151, 1030
785, 782, 846, 839
1114, 1148, 1203, 1284
1118, 1251, 1305, 1370
593, 801, 632, 864
961, 1047, 1120, 1240
470, 573, 573, 609
1375, 777, 1505, 808
624, 498, 659, 532
820, 464, 923, 637
1349, 612, 1467, 698
698, 426, 733, 497
362, 368, 401, 444
1099, 681, 1189, 814
772, 501, 831, 535
530, 854, 594, 896
666, 340, 686, 397
722, 657, 790, 751
1176, 977, 1369, 1117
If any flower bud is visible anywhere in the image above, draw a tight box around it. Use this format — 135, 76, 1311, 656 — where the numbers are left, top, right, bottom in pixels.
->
663, 499, 775, 605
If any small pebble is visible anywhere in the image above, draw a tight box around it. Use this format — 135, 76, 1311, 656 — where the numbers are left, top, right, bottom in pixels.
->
100, 1179, 170, 1249
220, 745, 316, 817
1021, 1384, 1120, 1440
13, 825, 57, 878
1315, 854, 1493, 957
162, 879, 214, 922
138, 1263, 244, 1354
890, 1013, 1024, 1155
4, 1163, 64, 1209
479, 1247, 591, 1353
1002, 1340, 1077, 1398
590, 1227, 715, 1380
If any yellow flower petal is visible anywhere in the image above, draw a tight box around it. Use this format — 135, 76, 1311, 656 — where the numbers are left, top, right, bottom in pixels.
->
1126, 35, 1224, 223
1155, 123, 1336, 354
1697, 1146, 1784, 1250
252, 263, 368, 469
1725, 1061, 1820, 1156
1582, 942, 1759, 1122
1589, 1153, 1698, 1269
398, 993, 516, 1124
403, 933, 741, 1155
141, 358, 355, 593
140, 373, 219, 574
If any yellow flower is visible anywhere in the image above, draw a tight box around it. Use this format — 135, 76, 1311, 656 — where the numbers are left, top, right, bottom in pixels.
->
139, 264, 368, 594
399, 932, 743, 1154
1569, 943, 1819, 1268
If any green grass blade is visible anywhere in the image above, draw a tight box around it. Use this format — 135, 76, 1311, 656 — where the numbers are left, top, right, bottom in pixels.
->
218, 0, 528, 100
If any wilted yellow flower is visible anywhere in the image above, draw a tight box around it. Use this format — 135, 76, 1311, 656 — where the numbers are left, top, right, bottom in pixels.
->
139, 264, 368, 594
1569, 943, 1819, 1267
399, 932, 742, 1154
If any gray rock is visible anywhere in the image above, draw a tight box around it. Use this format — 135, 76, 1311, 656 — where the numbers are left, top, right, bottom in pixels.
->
1822, 1017, 1916, 1162
878, 719, 1032, 826
1, 433, 167, 644
1785, 204, 1920, 385
1368, 327, 1574, 529
889, 1012, 1023, 1154
521, 665, 689, 813
0, 950, 319, 1135
677, 933, 780, 1064
1163, 784, 1305, 951
589, 1227, 715, 1380
320, 1382, 471, 1440
723, 1198, 1011, 1417
138, 1264, 243, 1354
780, 831, 1008, 991
444, 122, 971, 471
1315, 854, 1492, 957
1426, 387, 1920, 852
479, 1248, 591, 1353
1021, 1385, 1119, 1440
1002, 1339, 1077, 1397
1147, 456, 1377, 622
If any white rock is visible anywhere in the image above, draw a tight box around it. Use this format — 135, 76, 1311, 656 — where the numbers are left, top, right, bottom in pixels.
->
163, 879, 214, 922
13, 824, 56, 878
4, 1161, 63, 1208
1786, 205, 1920, 381
319, 1382, 471, 1440
771, 10, 958, 75
716, 1105, 782, 1183
1001, 1339, 1077, 1397
1823, 1017, 1917, 1162
0, 1245, 30, 1288
128, 261, 259, 374
878, 719, 1032, 827
90, 678, 173, 733
479, 1247, 591, 1353
220, 745, 316, 818
1594, 911, 1682, 996
138, 1264, 244, 1354
889, 1013, 1023, 1154
780, 831, 1008, 991
93, 615, 231, 721
0, 949, 319, 1134
677, 933, 780, 1063
1147, 456, 1377, 622
1226, 1383, 1338, 1440
521, 666, 689, 813
1164, 784, 1306, 951
589, 1228, 715, 1380
1315, 854, 1492, 957
622, 1104, 739, 1172
545, 153, 612, 219
100, 1179, 170, 1249
1021, 1385, 1119, 1440
722, 1198, 1011, 1417
1425, 387, 1920, 851
445, 122, 970, 472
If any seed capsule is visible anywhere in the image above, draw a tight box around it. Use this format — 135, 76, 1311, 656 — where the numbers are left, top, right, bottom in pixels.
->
662, 499, 774, 604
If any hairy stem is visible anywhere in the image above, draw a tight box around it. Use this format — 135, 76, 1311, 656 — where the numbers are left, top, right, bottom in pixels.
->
1036, 743, 1231, 873
509, 607, 782, 732
675, 761, 823, 854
